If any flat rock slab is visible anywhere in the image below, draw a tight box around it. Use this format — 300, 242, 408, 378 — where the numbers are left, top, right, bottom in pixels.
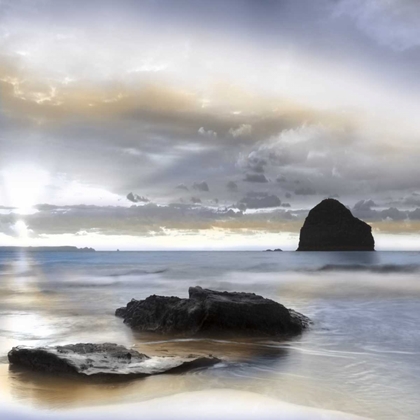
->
8, 343, 220, 377
116, 286, 311, 337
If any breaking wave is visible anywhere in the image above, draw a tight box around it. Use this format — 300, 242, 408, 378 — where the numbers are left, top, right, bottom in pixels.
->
314, 264, 420, 273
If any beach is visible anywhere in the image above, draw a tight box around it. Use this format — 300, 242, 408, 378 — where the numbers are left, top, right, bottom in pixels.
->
1, 250, 420, 419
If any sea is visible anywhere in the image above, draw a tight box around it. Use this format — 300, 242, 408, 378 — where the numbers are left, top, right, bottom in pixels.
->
0, 250, 420, 420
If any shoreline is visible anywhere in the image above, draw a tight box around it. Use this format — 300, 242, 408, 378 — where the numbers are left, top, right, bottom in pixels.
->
0, 389, 370, 420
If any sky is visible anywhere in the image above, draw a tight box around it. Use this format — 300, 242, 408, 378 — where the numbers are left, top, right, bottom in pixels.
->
0, 0, 420, 250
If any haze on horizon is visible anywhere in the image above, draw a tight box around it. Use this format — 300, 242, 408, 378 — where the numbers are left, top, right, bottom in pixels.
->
1, 0, 420, 250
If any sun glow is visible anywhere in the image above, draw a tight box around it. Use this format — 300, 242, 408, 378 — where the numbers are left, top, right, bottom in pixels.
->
1, 165, 50, 214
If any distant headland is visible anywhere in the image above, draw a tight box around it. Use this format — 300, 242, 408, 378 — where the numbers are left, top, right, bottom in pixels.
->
0, 246, 96, 252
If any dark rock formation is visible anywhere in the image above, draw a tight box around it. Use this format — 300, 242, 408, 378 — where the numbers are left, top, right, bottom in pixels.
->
265, 249, 282, 252
8, 343, 220, 377
297, 199, 375, 251
116, 286, 310, 337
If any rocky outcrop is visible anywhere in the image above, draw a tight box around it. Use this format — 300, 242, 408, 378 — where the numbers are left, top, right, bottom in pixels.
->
116, 286, 310, 337
297, 199, 375, 251
8, 343, 220, 377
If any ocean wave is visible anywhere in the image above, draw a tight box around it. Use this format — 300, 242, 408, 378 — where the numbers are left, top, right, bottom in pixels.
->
107, 269, 168, 277
314, 264, 420, 273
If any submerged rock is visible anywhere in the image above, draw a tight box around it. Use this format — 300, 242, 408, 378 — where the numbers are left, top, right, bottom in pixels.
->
297, 199, 375, 251
116, 286, 310, 337
8, 343, 220, 377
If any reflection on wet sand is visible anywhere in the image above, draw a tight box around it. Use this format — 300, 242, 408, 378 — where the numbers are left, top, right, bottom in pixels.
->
3, 336, 291, 409
132, 332, 291, 360
0, 324, 388, 419
0, 389, 371, 420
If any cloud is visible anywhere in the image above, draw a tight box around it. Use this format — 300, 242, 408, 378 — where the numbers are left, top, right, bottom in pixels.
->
400, 195, 420, 207
294, 187, 316, 196
333, 0, 420, 50
353, 205, 408, 222
381, 207, 407, 221
1, 0, 420, 246
198, 127, 217, 137
3, 200, 420, 245
245, 153, 267, 173
353, 199, 377, 211
0, 202, 296, 238
246, 125, 326, 168
192, 181, 209, 192
239, 122, 420, 199
238, 192, 281, 209
190, 196, 202, 204
229, 124, 252, 138
408, 208, 420, 220
127, 192, 150, 203
226, 181, 238, 192
285, 192, 292, 198
176, 184, 189, 191
243, 173, 268, 183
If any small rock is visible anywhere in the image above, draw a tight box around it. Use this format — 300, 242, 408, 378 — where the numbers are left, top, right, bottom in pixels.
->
8, 343, 220, 377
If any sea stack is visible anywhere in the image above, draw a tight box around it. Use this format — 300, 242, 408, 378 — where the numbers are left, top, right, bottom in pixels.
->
297, 199, 375, 251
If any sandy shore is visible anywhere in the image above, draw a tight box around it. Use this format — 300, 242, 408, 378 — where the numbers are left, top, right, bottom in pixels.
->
1, 389, 370, 420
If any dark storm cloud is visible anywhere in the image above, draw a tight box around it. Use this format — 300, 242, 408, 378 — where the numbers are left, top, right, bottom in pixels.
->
243, 173, 268, 183
226, 181, 238, 192
381, 207, 407, 221
192, 181, 210, 192
353, 199, 377, 212
401, 196, 420, 207
176, 184, 189, 191
245, 155, 267, 173
0, 214, 17, 236
238, 192, 281, 209
408, 208, 420, 220
294, 187, 317, 196
126, 193, 149, 203
351, 205, 419, 222
240, 123, 420, 201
